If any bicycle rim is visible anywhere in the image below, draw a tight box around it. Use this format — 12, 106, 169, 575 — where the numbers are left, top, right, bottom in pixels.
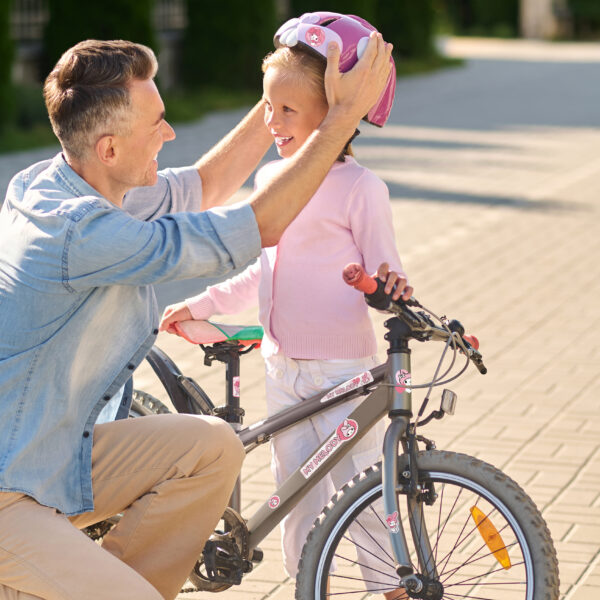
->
311, 466, 540, 599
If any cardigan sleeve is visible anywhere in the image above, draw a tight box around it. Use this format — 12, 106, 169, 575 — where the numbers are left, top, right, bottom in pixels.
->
347, 169, 407, 280
186, 257, 261, 320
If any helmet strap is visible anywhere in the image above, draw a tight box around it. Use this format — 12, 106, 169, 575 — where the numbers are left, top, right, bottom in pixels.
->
337, 128, 360, 162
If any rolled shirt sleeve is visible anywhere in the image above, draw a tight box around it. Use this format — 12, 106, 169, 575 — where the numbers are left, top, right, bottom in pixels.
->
64, 202, 261, 290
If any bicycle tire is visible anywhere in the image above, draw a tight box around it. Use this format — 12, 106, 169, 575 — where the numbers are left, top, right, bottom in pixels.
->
295, 450, 559, 600
129, 389, 172, 417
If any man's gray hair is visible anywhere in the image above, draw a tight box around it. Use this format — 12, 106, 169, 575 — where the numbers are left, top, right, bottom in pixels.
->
43, 40, 158, 160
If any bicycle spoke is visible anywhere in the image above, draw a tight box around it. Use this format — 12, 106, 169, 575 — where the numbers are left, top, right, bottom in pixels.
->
334, 550, 399, 581
441, 541, 521, 584
347, 507, 397, 564
433, 484, 468, 576
443, 591, 512, 600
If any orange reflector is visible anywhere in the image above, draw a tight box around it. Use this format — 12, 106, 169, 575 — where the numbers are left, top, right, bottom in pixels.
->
470, 506, 511, 570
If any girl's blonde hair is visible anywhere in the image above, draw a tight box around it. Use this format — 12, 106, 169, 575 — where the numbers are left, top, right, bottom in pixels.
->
262, 47, 354, 160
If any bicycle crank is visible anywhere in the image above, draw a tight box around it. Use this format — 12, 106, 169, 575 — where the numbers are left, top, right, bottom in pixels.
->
186, 507, 259, 592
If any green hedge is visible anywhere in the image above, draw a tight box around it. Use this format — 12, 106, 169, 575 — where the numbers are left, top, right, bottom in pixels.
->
42, 0, 157, 78
181, 0, 276, 92
289, 1, 376, 25
376, 1, 437, 60
439, 0, 520, 38
569, 0, 600, 38
0, 0, 14, 131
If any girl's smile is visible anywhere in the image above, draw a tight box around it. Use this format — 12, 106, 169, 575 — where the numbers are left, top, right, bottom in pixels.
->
263, 66, 328, 159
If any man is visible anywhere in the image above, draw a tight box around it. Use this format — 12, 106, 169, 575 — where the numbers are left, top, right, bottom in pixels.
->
0, 37, 391, 599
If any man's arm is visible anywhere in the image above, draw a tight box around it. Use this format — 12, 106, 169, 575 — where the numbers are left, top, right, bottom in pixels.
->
196, 101, 272, 210
249, 33, 393, 247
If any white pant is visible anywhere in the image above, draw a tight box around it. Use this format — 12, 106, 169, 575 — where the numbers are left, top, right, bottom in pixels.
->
265, 354, 396, 584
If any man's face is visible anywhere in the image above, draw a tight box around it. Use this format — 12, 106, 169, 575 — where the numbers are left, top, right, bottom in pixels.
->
113, 78, 176, 189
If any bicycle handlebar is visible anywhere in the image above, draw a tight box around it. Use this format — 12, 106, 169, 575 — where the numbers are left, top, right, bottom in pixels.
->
343, 263, 487, 375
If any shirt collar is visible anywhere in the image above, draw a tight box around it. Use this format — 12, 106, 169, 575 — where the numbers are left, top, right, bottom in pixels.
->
52, 153, 113, 208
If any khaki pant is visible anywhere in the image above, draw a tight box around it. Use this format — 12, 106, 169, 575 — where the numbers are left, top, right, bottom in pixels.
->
0, 413, 245, 600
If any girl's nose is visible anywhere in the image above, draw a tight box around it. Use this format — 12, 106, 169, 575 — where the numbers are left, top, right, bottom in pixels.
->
266, 110, 279, 129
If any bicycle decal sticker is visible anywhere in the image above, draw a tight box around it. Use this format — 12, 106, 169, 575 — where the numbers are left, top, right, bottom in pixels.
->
320, 371, 374, 403
233, 376, 240, 398
386, 511, 400, 533
337, 419, 357, 441
268, 495, 280, 509
395, 369, 411, 394
300, 418, 359, 479
306, 27, 325, 47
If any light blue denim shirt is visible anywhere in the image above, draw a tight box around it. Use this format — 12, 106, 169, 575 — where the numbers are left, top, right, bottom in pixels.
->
0, 153, 261, 515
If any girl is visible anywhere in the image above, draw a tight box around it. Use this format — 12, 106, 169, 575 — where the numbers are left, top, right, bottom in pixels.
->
160, 40, 411, 599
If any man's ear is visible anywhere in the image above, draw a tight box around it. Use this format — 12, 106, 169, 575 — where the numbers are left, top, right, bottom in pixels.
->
95, 135, 117, 166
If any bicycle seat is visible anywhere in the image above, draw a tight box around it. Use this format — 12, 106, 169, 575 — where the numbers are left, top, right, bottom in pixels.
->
174, 320, 263, 347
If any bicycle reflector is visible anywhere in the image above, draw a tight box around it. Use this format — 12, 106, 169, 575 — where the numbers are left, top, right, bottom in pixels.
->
470, 506, 512, 570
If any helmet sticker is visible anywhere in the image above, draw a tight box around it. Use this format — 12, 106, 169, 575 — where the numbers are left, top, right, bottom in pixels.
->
268, 495, 280, 509
306, 27, 325, 47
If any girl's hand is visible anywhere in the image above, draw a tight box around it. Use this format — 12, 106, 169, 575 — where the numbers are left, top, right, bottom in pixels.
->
376, 262, 413, 302
159, 302, 193, 334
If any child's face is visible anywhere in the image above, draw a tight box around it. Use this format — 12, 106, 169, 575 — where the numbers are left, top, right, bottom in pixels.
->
263, 66, 328, 159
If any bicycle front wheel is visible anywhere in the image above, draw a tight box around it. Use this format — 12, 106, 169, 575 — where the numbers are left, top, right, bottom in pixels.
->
296, 450, 559, 600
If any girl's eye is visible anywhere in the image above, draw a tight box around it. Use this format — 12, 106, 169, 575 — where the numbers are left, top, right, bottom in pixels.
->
283, 106, 294, 113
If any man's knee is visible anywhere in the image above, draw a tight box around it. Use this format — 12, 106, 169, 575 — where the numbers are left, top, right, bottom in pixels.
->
180, 415, 245, 475
205, 416, 245, 469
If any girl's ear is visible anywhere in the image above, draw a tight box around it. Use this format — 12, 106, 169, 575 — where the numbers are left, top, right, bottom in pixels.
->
95, 135, 117, 166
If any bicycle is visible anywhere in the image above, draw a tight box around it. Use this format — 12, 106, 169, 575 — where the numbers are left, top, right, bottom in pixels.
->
93, 263, 559, 599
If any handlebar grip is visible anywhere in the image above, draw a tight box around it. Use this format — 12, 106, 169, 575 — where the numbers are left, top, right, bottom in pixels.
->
343, 263, 391, 311
342, 263, 377, 294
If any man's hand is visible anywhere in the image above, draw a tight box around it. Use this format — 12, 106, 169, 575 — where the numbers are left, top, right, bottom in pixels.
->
324, 32, 393, 125
376, 262, 413, 302
159, 302, 193, 334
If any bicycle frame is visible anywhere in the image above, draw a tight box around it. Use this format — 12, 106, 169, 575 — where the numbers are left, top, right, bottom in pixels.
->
143, 315, 432, 578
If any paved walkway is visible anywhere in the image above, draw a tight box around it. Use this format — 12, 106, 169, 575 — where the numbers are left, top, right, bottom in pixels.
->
1, 37, 599, 599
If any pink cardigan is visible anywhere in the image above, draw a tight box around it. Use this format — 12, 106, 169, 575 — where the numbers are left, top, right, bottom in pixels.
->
187, 157, 406, 359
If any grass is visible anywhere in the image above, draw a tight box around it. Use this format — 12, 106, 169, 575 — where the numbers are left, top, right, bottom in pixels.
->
0, 54, 463, 155
396, 54, 463, 77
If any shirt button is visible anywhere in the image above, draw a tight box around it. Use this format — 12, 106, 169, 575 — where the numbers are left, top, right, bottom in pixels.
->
276, 369, 283, 379
103, 394, 111, 401
314, 376, 323, 385
83, 431, 90, 438
127, 364, 135, 370
153, 329, 158, 335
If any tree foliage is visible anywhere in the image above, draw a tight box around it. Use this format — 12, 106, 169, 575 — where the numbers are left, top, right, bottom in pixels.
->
181, 0, 276, 91
0, 0, 14, 130
42, 0, 157, 78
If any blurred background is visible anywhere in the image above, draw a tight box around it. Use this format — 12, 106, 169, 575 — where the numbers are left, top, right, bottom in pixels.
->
1, 0, 600, 154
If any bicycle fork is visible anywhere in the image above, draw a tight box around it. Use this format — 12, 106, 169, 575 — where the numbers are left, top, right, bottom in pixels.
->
382, 318, 438, 586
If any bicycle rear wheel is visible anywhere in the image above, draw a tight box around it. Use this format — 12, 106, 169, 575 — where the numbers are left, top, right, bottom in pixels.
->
296, 450, 559, 600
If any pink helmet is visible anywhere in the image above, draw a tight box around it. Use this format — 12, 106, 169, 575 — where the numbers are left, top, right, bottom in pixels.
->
274, 11, 396, 127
